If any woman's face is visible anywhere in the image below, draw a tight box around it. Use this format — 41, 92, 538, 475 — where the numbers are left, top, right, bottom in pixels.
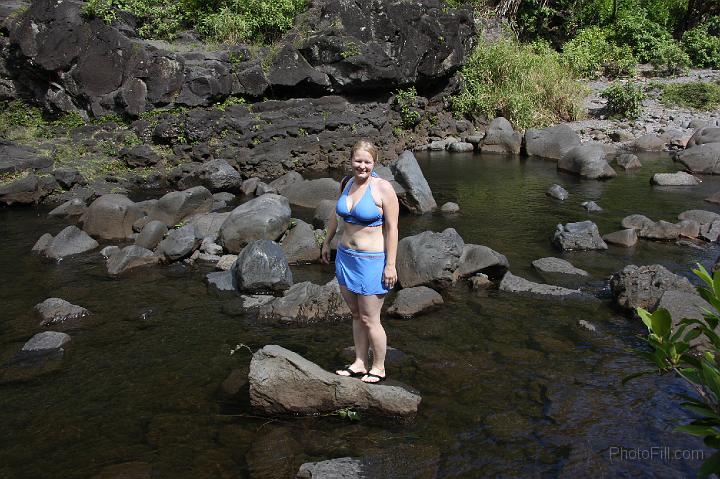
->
351, 150, 375, 180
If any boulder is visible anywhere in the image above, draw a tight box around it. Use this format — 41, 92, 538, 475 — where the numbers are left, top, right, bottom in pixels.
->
52, 167, 84, 189
177, 159, 243, 192
678, 210, 720, 225
135, 220, 168, 250
558, 144, 616, 179
581, 201, 602, 212
218, 194, 291, 253
0, 173, 55, 205
616, 153, 641, 170
241, 177, 260, 196
602, 229, 638, 247
216, 254, 237, 271
651, 172, 700, 186
448, 141, 474, 152
552, 221, 607, 251
621, 214, 655, 230
313, 199, 336, 229
249, 345, 421, 417
638, 220, 684, 240
106, 245, 159, 275
48, 198, 86, 218
0, 142, 52, 174
35, 298, 89, 326
43, 226, 99, 259
119, 144, 160, 168
499, 272, 582, 297
396, 228, 464, 289
80, 194, 143, 240
257, 279, 351, 324
524, 124, 580, 160
440, 202, 459, 213
21, 331, 71, 352
455, 244, 509, 278
387, 286, 443, 318
156, 224, 198, 261
231, 240, 292, 292
632, 134, 665, 152
147, 186, 214, 226
675, 143, 720, 174
186, 211, 231, 240
481, 117, 522, 154
100, 245, 120, 258
687, 127, 720, 147
700, 221, 720, 242
281, 220, 321, 263
609, 264, 695, 311
278, 178, 340, 208
531, 257, 588, 276
268, 171, 303, 191
391, 151, 437, 214
200, 237, 223, 255
546, 184, 568, 200
32, 233, 53, 254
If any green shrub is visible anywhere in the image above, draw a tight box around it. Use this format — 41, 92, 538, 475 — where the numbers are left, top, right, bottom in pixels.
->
452, 36, 587, 129
561, 27, 636, 78
683, 20, 720, 69
394, 87, 422, 129
659, 82, 720, 111
611, 12, 674, 63
647, 38, 691, 76
600, 81, 645, 119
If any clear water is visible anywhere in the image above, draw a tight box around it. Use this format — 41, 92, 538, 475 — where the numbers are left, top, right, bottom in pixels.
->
1, 151, 718, 478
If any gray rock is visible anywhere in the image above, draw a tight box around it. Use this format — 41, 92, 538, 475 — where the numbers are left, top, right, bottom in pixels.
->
448, 141, 474, 152
616, 153, 642, 170
675, 143, 720, 174
581, 201, 603, 212
397, 228, 464, 289
700, 221, 720, 242
22, 331, 71, 352
135, 220, 167, 250
177, 159, 242, 192
602, 229, 638, 247
48, 198, 86, 218
678, 209, 720, 225
558, 144, 616, 179
268, 171, 303, 191
638, 220, 684, 240
387, 286, 443, 318
524, 124, 580, 160
240, 177, 260, 196
469, 274, 493, 289
218, 194, 291, 253
35, 298, 89, 326
651, 172, 700, 186
147, 186, 214, 226
206, 271, 235, 293
0, 173, 55, 205
216, 254, 237, 271
391, 150, 437, 214
297, 458, 363, 479
499, 272, 582, 297
107, 245, 159, 275
621, 214, 655, 230
531, 257, 588, 276
249, 345, 421, 416
256, 279, 350, 324
278, 178, 340, 208
213, 192, 235, 203
281, 219, 321, 263
255, 182, 277, 196
440, 202, 459, 213
231, 240, 292, 292
157, 224, 198, 261
632, 134, 665, 152
32, 233, 53, 254
455, 243, 509, 278
186, 211, 231, 240
465, 134, 485, 145
481, 117, 522, 154
99, 245, 120, 258
313, 199, 337, 229
200, 238, 223, 255
677, 219, 700, 238
553, 221, 607, 251
578, 320, 597, 331
687, 127, 720, 147
80, 194, 143, 240
44, 226, 99, 259
609, 264, 695, 311
547, 184, 569, 200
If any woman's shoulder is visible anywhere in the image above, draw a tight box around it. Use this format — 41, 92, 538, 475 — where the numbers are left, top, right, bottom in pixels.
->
371, 176, 397, 199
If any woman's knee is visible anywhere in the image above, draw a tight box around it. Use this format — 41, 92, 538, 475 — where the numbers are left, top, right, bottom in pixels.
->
357, 313, 379, 327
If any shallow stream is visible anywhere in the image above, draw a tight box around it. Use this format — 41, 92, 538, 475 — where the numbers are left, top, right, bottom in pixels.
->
1, 151, 718, 478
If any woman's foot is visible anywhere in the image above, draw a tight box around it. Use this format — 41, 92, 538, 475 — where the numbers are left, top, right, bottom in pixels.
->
336, 362, 367, 377
361, 368, 386, 383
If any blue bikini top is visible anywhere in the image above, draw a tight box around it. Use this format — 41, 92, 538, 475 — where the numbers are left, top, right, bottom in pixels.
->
336, 172, 384, 227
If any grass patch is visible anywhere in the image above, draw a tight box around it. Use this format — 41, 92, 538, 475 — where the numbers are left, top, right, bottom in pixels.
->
452, 37, 587, 129
0, 170, 29, 185
0, 100, 88, 143
659, 82, 720, 111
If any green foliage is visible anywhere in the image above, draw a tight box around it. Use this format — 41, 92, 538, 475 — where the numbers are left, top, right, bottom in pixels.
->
333, 407, 360, 422
82, 0, 307, 44
394, 87, 422, 130
340, 41, 361, 59
625, 264, 720, 478
0, 100, 87, 142
600, 81, 645, 118
452, 36, 587, 129
659, 82, 720, 111
683, 19, 720, 69
611, 12, 675, 63
215, 96, 246, 111
647, 38, 691, 76
561, 26, 636, 78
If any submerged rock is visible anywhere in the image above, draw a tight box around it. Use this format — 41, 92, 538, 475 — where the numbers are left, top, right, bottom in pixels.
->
531, 257, 588, 276
581, 201, 602, 212
440, 202, 460, 213
249, 345, 421, 417
256, 279, 350, 324
35, 298, 89, 326
21, 331, 71, 352
387, 286, 443, 318
499, 272, 582, 298
107, 245, 159, 275
609, 264, 695, 311
546, 184, 568, 200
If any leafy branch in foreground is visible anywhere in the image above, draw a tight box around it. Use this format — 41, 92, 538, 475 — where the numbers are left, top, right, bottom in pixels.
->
625, 264, 720, 478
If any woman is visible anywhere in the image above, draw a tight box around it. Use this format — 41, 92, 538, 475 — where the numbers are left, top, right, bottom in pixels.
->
321, 140, 399, 384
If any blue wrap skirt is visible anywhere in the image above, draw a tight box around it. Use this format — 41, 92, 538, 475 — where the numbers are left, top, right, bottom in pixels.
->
335, 244, 391, 296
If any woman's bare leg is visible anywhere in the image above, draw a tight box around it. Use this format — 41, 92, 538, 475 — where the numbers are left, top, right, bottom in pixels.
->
357, 293, 387, 382
336, 286, 368, 375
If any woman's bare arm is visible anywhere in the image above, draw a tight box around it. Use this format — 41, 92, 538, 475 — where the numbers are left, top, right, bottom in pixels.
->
380, 179, 399, 286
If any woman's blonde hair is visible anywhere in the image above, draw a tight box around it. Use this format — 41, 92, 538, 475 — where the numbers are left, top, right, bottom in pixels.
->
350, 139, 378, 163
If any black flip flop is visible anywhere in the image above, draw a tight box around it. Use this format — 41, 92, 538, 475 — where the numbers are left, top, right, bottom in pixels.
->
336, 366, 366, 378
361, 372, 386, 383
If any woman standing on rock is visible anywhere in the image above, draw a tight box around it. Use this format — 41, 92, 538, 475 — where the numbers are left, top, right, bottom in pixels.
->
321, 139, 399, 383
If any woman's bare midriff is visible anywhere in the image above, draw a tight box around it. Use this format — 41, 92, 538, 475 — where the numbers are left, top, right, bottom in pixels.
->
341, 222, 385, 252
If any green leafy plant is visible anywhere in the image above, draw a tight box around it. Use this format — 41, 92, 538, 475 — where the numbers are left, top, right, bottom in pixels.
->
452, 36, 587, 129
683, 19, 720, 69
600, 81, 645, 119
647, 38, 691, 76
659, 82, 720, 111
625, 264, 720, 478
561, 27, 637, 79
215, 96, 246, 111
340, 41, 361, 59
333, 407, 360, 422
394, 87, 422, 129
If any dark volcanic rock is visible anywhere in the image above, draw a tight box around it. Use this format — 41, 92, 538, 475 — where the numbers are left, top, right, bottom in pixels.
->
387, 286, 443, 318
157, 225, 199, 261
397, 228, 464, 289
106, 245, 159, 275
558, 144, 616, 179
135, 220, 168, 250
35, 298, 89, 326
553, 221, 607, 251
525, 124, 580, 160
147, 186, 213, 226
481, 117, 522, 154
455, 244, 509, 279
80, 194, 143, 240
499, 272, 582, 297
277, 178, 340, 209
219, 194, 291, 253
609, 264, 695, 311
281, 220, 321, 264
675, 143, 720, 174
231, 240, 292, 292
50, 167, 82, 190
257, 279, 351, 324
120, 145, 160, 168
0, 142, 52, 174
0, 173, 55, 205
48, 198, 86, 218
249, 345, 421, 416
43, 225, 99, 259
391, 151, 437, 214
177, 159, 242, 192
